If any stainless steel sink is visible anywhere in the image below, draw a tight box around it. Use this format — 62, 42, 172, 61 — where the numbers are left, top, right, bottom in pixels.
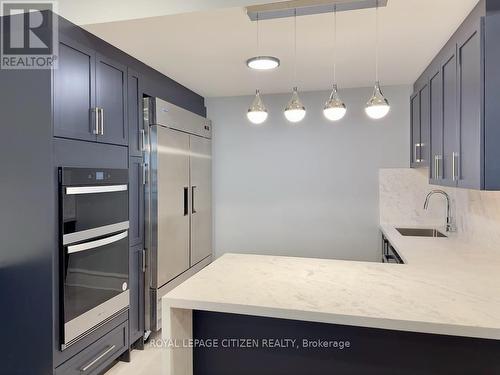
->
396, 228, 447, 238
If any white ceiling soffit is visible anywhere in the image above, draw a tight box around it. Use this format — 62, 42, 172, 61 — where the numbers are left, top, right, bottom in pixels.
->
57, 0, 289, 25
84, 0, 480, 98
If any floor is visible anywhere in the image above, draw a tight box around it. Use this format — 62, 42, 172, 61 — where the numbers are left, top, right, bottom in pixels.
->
105, 332, 167, 375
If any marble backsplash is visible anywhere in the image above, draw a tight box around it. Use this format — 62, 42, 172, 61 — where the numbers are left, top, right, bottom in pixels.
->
379, 168, 500, 250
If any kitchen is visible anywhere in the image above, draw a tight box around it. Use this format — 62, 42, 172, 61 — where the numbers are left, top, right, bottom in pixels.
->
0, 0, 499, 374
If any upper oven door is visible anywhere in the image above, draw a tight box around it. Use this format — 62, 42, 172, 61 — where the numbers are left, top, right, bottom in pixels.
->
60, 168, 129, 245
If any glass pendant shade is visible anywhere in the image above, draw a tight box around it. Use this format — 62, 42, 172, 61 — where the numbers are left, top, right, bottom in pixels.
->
365, 81, 390, 119
284, 87, 306, 123
323, 84, 346, 121
247, 90, 268, 125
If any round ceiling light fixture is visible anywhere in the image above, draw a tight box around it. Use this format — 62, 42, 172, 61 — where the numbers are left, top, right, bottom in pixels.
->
246, 56, 280, 70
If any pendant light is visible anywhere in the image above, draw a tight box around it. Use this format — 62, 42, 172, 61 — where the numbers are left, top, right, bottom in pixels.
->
284, 10, 306, 123
365, 0, 390, 120
247, 90, 268, 125
247, 13, 269, 125
324, 6, 346, 122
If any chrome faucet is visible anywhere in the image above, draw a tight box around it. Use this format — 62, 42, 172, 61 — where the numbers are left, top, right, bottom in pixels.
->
423, 190, 456, 232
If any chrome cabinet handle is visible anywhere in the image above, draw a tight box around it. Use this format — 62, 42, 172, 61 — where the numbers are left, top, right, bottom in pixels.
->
67, 230, 128, 254
66, 184, 128, 195
142, 249, 146, 273
98, 107, 104, 135
140, 128, 146, 151
434, 155, 442, 179
80, 345, 116, 372
91, 108, 99, 135
142, 163, 147, 185
414, 143, 421, 163
452, 152, 459, 181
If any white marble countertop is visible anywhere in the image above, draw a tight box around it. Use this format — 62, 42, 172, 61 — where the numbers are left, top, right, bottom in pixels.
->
163, 224, 500, 340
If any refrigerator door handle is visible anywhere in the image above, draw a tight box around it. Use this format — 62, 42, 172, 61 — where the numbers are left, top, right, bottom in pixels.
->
191, 186, 197, 214
183, 187, 189, 216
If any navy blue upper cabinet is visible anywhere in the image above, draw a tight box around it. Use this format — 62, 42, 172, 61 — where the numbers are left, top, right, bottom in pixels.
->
429, 68, 444, 183
96, 54, 128, 146
54, 38, 96, 141
419, 84, 430, 167
410, 93, 421, 167
54, 40, 127, 146
410, 84, 430, 168
441, 45, 459, 187
457, 21, 482, 190
128, 69, 143, 157
412, 0, 500, 190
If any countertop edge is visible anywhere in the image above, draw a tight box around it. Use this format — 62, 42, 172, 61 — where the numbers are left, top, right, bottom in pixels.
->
163, 297, 500, 341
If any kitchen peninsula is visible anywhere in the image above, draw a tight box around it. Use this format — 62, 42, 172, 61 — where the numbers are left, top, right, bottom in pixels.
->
162, 225, 500, 374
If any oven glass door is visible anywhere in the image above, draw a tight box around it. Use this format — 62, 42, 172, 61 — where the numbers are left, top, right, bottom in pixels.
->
62, 185, 128, 241
62, 230, 129, 346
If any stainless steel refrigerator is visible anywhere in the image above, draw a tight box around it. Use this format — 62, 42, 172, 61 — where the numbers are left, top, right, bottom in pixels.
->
143, 97, 212, 332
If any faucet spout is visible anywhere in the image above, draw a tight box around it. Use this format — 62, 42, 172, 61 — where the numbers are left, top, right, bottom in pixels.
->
423, 190, 456, 232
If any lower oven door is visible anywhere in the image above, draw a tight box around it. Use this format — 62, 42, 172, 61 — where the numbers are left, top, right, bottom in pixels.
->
61, 230, 130, 349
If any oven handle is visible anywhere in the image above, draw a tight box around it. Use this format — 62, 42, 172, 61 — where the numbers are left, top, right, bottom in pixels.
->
67, 230, 128, 254
65, 184, 128, 195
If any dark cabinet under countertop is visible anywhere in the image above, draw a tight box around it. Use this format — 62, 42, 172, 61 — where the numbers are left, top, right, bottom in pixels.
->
410, 0, 500, 190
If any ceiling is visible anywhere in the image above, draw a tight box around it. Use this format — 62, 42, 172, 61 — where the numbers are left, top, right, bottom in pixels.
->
83, 0, 480, 98
57, 0, 289, 25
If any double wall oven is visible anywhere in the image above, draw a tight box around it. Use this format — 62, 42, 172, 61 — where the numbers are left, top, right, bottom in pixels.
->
59, 167, 130, 350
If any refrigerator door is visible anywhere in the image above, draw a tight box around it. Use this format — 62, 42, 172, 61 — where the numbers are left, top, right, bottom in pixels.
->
190, 136, 212, 266
151, 125, 190, 288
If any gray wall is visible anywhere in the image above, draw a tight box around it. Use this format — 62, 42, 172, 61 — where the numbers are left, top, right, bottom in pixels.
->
207, 85, 411, 262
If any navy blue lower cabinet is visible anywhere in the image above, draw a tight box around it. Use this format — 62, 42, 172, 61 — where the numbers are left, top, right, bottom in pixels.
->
55, 321, 129, 375
129, 244, 145, 346
193, 311, 500, 375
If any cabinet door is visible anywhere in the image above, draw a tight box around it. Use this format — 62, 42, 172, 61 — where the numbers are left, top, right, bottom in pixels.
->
442, 48, 459, 186
419, 84, 430, 167
430, 69, 444, 182
129, 243, 144, 345
129, 156, 144, 247
410, 93, 421, 167
128, 69, 143, 157
54, 39, 96, 141
96, 54, 128, 146
190, 136, 212, 266
458, 27, 482, 189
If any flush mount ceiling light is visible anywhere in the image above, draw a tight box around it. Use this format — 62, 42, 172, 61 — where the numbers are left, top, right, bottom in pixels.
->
365, 0, 390, 120
247, 90, 268, 125
323, 6, 346, 122
284, 10, 306, 123
247, 56, 280, 70
246, 13, 280, 71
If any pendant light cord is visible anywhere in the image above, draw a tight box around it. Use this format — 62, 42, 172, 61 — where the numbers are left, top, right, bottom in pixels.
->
333, 5, 337, 84
375, 0, 379, 82
294, 8, 297, 86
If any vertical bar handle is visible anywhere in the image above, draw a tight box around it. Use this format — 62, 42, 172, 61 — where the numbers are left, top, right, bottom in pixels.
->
141, 249, 146, 273
191, 186, 197, 214
414, 143, 421, 163
140, 128, 146, 151
452, 152, 459, 181
98, 108, 104, 135
183, 187, 189, 216
91, 108, 99, 135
